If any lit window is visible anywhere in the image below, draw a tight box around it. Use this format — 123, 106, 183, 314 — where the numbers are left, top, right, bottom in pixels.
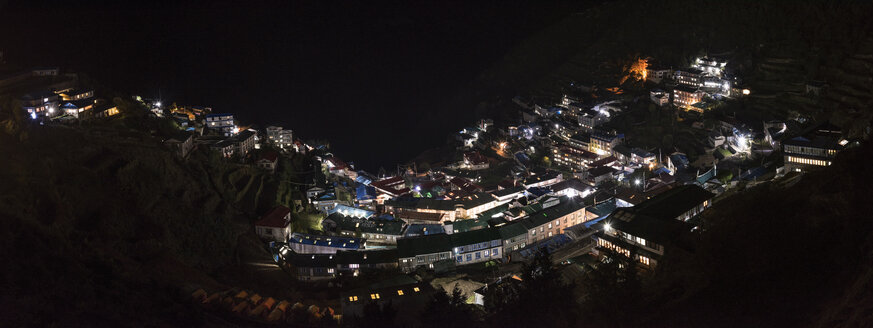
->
349, 296, 358, 302
413, 287, 420, 292
397, 290, 404, 296
370, 293, 380, 300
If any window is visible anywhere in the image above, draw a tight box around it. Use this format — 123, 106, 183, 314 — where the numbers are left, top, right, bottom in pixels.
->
492, 248, 499, 256
397, 290, 404, 296
456, 256, 462, 263
370, 293, 380, 300
466, 254, 472, 261
413, 287, 420, 292
349, 296, 358, 302
264, 228, 273, 235
639, 256, 651, 266
349, 264, 359, 269
475, 252, 481, 260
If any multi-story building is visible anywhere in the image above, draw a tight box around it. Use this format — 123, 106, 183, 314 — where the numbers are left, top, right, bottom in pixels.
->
204, 113, 236, 136
498, 223, 529, 257
397, 234, 453, 271
589, 131, 623, 156
552, 145, 599, 170
782, 123, 846, 172
266, 126, 294, 149
692, 56, 727, 76
519, 199, 587, 244
673, 68, 705, 88
234, 130, 256, 157
288, 232, 365, 254
22, 91, 60, 118
322, 212, 404, 245
450, 227, 503, 265
578, 109, 607, 132
593, 185, 713, 269
673, 85, 706, 109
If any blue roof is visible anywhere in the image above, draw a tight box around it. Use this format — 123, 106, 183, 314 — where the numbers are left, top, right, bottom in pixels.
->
356, 184, 377, 201
526, 187, 551, 197
653, 167, 672, 175
355, 175, 372, 185
740, 167, 768, 180
696, 167, 717, 185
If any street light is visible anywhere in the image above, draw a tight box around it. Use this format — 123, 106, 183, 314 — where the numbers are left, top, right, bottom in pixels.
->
634, 179, 641, 186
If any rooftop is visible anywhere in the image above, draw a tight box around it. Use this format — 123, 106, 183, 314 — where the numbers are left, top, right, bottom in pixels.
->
254, 205, 291, 228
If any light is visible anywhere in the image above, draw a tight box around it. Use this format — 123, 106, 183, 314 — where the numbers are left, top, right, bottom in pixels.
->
155, 101, 162, 107
604, 223, 612, 232
48, 106, 54, 114
742, 89, 751, 95
634, 179, 641, 186
30, 112, 37, 119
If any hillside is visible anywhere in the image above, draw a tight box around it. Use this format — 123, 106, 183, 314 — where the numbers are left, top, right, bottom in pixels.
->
0, 111, 305, 326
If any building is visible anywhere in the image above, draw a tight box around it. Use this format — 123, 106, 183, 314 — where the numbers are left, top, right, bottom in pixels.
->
266, 126, 294, 149
210, 139, 236, 158
491, 186, 526, 204
387, 192, 498, 223
552, 145, 599, 170
498, 223, 529, 257
204, 113, 236, 136
321, 213, 404, 244
254, 206, 293, 242
335, 249, 399, 275
673, 85, 706, 109
650, 89, 669, 106
592, 186, 713, 270
288, 232, 364, 254
57, 88, 94, 101
461, 151, 490, 170
782, 123, 846, 172
164, 132, 194, 158
341, 282, 433, 327
630, 148, 656, 165
692, 56, 727, 76
257, 151, 279, 173
234, 130, 256, 157
518, 199, 586, 243
589, 131, 623, 156
646, 67, 672, 83
287, 252, 337, 280
673, 69, 705, 88
371, 176, 410, 198
450, 227, 503, 265
397, 234, 453, 271
578, 109, 607, 132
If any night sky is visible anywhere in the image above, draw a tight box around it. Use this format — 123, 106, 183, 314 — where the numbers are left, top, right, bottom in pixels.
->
0, 0, 587, 170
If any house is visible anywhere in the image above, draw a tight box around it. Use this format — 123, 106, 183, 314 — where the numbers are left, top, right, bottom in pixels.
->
521, 171, 563, 189
254, 205, 293, 242
650, 89, 669, 106
288, 252, 337, 280
321, 213, 404, 245
57, 88, 94, 101
335, 249, 399, 275
92, 104, 120, 118
518, 198, 586, 243
312, 191, 351, 214
163, 132, 194, 158
646, 66, 672, 83
549, 178, 593, 198
450, 227, 503, 265
673, 85, 706, 109
397, 234, 453, 271
387, 192, 498, 223
586, 166, 617, 186
257, 152, 279, 173
210, 139, 236, 158
444, 217, 490, 234
498, 223, 529, 258
21, 91, 61, 118
692, 56, 727, 76
60, 99, 95, 118
234, 130, 256, 157
204, 113, 236, 136
306, 186, 327, 200
461, 151, 490, 170
782, 123, 846, 173
630, 148, 656, 165
288, 232, 364, 254
371, 176, 410, 198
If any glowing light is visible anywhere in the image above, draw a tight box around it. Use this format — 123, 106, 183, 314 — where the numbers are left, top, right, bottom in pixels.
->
604, 223, 612, 232
634, 179, 641, 186
30, 112, 37, 119
155, 101, 162, 107
742, 89, 751, 95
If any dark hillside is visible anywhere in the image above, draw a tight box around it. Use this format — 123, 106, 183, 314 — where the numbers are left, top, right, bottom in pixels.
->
0, 116, 289, 326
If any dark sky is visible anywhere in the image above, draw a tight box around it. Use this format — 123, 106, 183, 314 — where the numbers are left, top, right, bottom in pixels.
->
0, 0, 588, 171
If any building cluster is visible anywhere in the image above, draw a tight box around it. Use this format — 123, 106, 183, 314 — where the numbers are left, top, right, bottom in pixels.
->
0, 67, 120, 120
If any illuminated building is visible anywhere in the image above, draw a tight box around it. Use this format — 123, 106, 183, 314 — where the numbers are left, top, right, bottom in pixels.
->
672, 85, 706, 110
782, 123, 846, 172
